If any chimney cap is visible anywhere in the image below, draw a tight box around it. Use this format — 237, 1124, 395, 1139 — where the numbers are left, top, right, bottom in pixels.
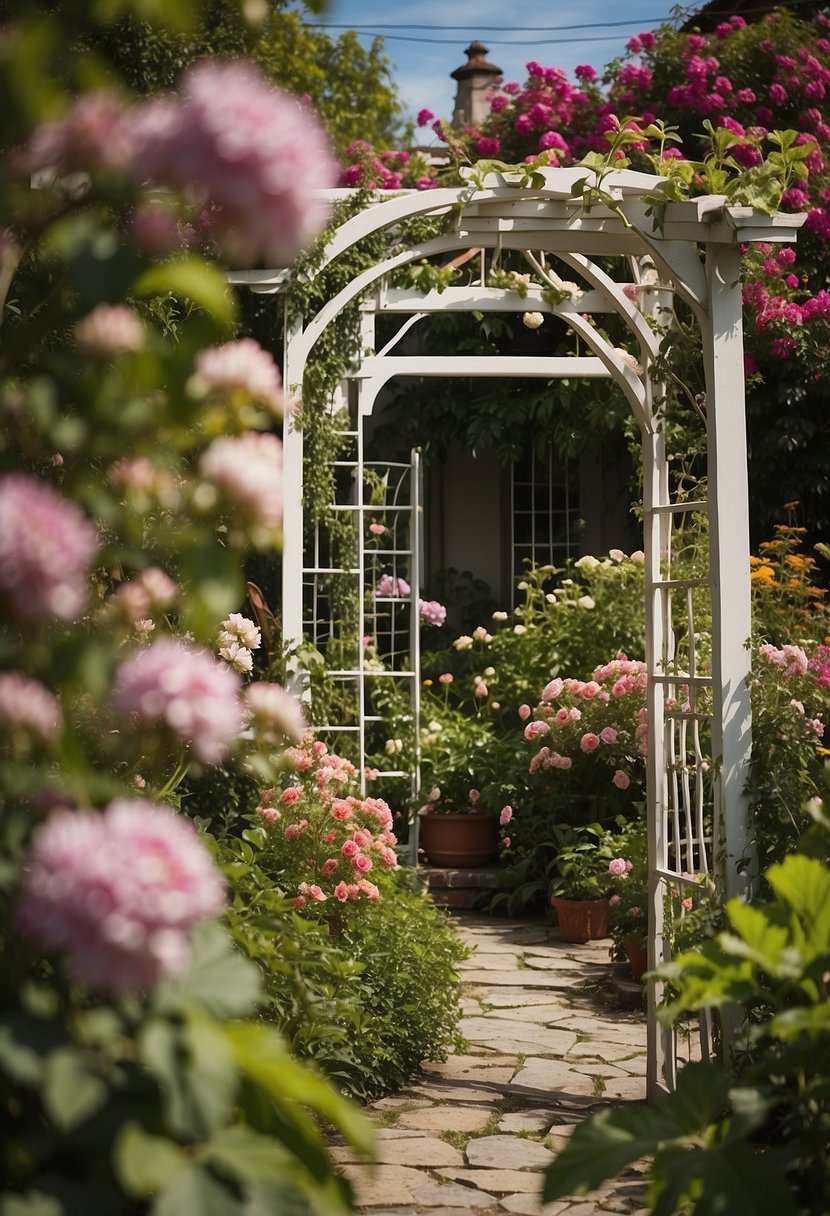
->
451, 40, 502, 82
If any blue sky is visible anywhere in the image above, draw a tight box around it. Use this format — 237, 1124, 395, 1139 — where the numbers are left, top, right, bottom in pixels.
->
309, 1, 681, 127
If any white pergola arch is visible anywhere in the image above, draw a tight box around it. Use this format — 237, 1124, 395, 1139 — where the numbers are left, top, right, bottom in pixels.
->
231, 168, 804, 1099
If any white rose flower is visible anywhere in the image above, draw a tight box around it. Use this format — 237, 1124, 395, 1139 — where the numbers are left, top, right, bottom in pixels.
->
492, 610, 508, 621
454, 635, 474, 651
609, 548, 625, 562
484, 666, 495, 677
630, 550, 645, 564
574, 555, 600, 570
522, 311, 544, 329
577, 595, 596, 610
514, 624, 527, 635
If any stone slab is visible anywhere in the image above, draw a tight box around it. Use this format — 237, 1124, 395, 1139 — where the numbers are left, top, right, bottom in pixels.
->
340, 1163, 425, 1206
465, 1135, 554, 1170
406, 1083, 509, 1104
499, 1109, 557, 1135
461, 970, 578, 989
478, 991, 573, 1008
438, 1167, 545, 1195
332, 1133, 464, 1168
395, 1105, 495, 1134
460, 1017, 578, 1056
411, 1179, 499, 1209
496, 1194, 570, 1214
421, 1056, 518, 1085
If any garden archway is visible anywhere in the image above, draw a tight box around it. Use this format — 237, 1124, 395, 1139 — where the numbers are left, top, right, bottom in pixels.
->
232, 167, 804, 1100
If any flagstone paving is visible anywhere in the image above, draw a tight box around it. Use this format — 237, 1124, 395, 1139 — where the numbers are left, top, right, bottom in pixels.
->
336, 913, 650, 1215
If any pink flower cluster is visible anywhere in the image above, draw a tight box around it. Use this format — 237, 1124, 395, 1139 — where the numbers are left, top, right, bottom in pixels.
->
21, 62, 336, 266
112, 636, 243, 764
0, 672, 63, 746
0, 474, 98, 623
243, 680, 306, 744
759, 641, 810, 678
188, 338, 286, 417
262, 738, 398, 910
75, 304, 145, 355
17, 799, 226, 993
419, 598, 447, 627
198, 431, 283, 545
375, 573, 411, 597
525, 654, 648, 794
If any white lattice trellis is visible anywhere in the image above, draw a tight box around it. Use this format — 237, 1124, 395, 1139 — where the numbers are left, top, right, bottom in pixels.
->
231, 167, 805, 1100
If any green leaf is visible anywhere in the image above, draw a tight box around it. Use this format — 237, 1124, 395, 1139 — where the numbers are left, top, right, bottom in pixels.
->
114, 1122, 189, 1198
140, 1012, 238, 1140
42, 1048, 108, 1131
226, 1023, 375, 1158
767, 854, 830, 947
203, 1124, 295, 1184
153, 921, 262, 1018
133, 257, 237, 329
151, 1164, 243, 1216
542, 1104, 678, 1201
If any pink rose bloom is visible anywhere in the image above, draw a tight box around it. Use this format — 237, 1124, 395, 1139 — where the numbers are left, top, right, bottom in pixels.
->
353, 853, 373, 873
439, 673, 454, 685
188, 338, 285, 417
554, 708, 571, 725
499, 805, 513, 826
524, 720, 551, 739
608, 857, 629, 877
502, 836, 511, 848
331, 800, 352, 821
341, 839, 359, 858
334, 881, 349, 902
551, 753, 572, 770
0, 673, 63, 745
541, 678, 563, 701
369, 523, 386, 535
518, 704, 532, 721
609, 894, 621, 907
682, 896, 693, 912
381, 847, 398, 867
469, 788, 480, 803
580, 732, 600, 753
600, 726, 618, 744
112, 637, 242, 765
475, 681, 488, 698
75, 304, 145, 355
18, 90, 133, 175
130, 61, 337, 266
256, 806, 280, 826
358, 879, 380, 903
280, 786, 301, 805
17, 800, 225, 993
613, 769, 631, 790
375, 573, 411, 597
419, 599, 447, 627
353, 828, 372, 848
199, 432, 284, 544
0, 474, 98, 622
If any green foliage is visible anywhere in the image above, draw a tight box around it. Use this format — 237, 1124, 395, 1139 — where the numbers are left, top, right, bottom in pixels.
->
543, 802, 830, 1215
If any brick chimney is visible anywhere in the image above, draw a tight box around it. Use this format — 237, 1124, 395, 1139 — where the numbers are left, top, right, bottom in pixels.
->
451, 40, 502, 128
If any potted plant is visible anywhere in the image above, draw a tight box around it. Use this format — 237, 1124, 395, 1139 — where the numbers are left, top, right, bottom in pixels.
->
549, 823, 624, 942
607, 824, 649, 978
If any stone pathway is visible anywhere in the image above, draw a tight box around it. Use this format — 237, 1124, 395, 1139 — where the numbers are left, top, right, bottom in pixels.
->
334, 913, 649, 1215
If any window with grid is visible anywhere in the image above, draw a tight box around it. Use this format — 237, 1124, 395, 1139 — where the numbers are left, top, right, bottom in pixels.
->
510, 446, 579, 589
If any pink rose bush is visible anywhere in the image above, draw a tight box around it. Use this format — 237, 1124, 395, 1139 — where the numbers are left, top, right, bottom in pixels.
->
525, 653, 648, 802
17, 799, 226, 993
254, 737, 399, 914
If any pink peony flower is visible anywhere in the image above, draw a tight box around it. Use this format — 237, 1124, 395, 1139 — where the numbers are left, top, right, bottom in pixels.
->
334, 880, 349, 902
375, 573, 411, 597
280, 786, 301, 805
419, 598, 447, 627
499, 805, 513, 826
542, 678, 564, 701
75, 304, 145, 355
0, 672, 63, 745
518, 704, 531, 720
243, 681, 305, 743
580, 732, 600, 753
0, 474, 98, 622
439, 672, 454, 685
17, 799, 225, 993
524, 720, 550, 739
613, 769, 631, 790
353, 853, 373, 872
188, 338, 285, 416
198, 431, 284, 545
369, 522, 386, 535
112, 637, 243, 765
608, 857, 629, 877
600, 726, 618, 744
130, 61, 337, 266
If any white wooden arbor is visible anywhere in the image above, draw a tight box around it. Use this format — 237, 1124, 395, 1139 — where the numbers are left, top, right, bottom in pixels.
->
231, 168, 803, 1100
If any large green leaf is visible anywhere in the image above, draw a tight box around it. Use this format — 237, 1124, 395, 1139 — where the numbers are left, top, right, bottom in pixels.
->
114, 1123, 189, 1198
542, 1104, 677, 1202
153, 921, 262, 1018
650, 1141, 799, 1216
226, 1023, 375, 1158
151, 1164, 243, 1216
133, 257, 237, 328
140, 1012, 237, 1141
203, 1124, 295, 1184
42, 1048, 108, 1132
767, 855, 830, 951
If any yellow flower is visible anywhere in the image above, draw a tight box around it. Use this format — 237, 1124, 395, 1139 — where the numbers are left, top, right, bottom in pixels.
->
750, 564, 776, 585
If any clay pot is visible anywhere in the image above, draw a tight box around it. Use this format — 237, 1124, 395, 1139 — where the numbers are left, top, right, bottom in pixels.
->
550, 895, 610, 943
418, 811, 499, 867
625, 940, 649, 982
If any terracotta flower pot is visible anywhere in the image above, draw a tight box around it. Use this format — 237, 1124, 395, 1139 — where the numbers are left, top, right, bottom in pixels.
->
550, 895, 610, 943
418, 811, 499, 867
625, 940, 649, 982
